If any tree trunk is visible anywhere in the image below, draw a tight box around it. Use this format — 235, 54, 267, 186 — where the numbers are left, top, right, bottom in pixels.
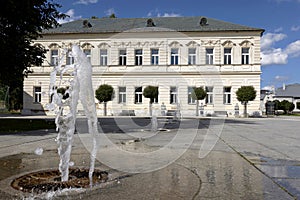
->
196, 100, 199, 116
149, 102, 152, 116
244, 102, 247, 118
103, 102, 107, 116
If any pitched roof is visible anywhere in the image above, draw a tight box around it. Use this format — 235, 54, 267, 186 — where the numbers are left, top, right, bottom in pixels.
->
275, 83, 300, 98
43, 16, 264, 34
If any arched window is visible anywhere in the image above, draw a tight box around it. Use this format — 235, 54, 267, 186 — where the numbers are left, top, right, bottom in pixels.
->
222, 40, 235, 65
240, 40, 253, 65
48, 43, 60, 66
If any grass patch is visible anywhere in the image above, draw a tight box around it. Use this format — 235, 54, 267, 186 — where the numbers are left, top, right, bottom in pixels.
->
0, 119, 56, 132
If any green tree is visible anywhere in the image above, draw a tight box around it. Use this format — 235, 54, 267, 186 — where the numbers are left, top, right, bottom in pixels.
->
280, 100, 295, 114
143, 86, 158, 116
191, 87, 207, 116
0, 0, 67, 110
236, 86, 257, 117
95, 84, 114, 116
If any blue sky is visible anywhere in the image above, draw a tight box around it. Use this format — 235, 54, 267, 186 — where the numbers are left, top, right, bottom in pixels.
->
55, 0, 300, 90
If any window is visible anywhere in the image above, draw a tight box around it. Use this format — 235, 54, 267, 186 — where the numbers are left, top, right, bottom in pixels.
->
223, 87, 231, 104
119, 87, 126, 103
206, 87, 214, 104
224, 48, 232, 65
100, 49, 108, 66
188, 87, 196, 104
206, 48, 214, 65
151, 49, 159, 65
135, 87, 143, 104
242, 47, 250, 64
135, 49, 143, 65
170, 87, 177, 104
170, 48, 179, 65
50, 49, 58, 66
188, 48, 196, 65
34, 86, 42, 103
66, 50, 74, 65
119, 49, 127, 65
83, 49, 91, 62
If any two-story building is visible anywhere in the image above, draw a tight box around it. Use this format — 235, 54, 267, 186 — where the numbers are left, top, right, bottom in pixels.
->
22, 16, 264, 117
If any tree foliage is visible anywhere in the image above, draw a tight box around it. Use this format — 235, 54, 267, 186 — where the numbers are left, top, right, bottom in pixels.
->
236, 86, 257, 117
236, 86, 257, 103
143, 86, 158, 104
95, 84, 114, 103
279, 100, 295, 114
0, 0, 67, 109
191, 87, 207, 100
95, 84, 114, 116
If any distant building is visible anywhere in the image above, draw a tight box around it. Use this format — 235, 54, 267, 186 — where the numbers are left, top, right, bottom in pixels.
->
22, 16, 264, 116
260, 83, 300, 113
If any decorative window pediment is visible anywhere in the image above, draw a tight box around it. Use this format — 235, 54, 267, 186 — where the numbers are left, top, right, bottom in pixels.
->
222, 40, 236, 47
81, 42, 94, 49
98, 42, 110, 48
186, 41, 200, 47
240, 40, 253, 47
48, 43, 60, 49
169, 41, 182, 48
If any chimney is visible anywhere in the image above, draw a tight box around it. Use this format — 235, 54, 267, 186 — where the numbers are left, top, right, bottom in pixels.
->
283, 83, 286, 90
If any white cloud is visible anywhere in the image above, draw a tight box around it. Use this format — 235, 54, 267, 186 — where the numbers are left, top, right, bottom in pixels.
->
275, 75, 289, 81
284, 40, 300, 57
274, 27, 283, 32
105, 8, 116, 17
261, 33, 287, 50
262, 85, 275, 91
74, 0, 98, 5
291, 25, 300, 31
57, 9, 82, 24
147, 9, 181, 18
261, 48, 288, 65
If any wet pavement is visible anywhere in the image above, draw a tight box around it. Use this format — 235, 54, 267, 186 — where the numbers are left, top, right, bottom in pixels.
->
0, 116, 299, 199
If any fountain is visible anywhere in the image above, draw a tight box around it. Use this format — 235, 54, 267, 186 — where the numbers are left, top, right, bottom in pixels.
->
48, 44, 99, 185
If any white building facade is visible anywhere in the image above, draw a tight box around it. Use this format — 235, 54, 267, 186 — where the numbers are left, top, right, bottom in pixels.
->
23, 17, 264, 117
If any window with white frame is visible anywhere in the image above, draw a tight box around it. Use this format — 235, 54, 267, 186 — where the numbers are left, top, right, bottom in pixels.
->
50, 49, 58, 66
223, 87, 231, 104
135, 49, 143, 65
34, 86, 42, 103
119, 49, 127, 65
135, 87, 143, 104
100, 49, 108, 66
151, 49, 159, 65
66, 50, 74, 65
241, 47, 250, 64
170, 48, 179, 65
118, 87, 126, 104
83, 49, 91, 62
188, 87, 196, 104
206, 48, 214, 65
170, 87, 177, 104
224, 48, 232, 65
206, 86, 214, 104
188, 48, 196, 65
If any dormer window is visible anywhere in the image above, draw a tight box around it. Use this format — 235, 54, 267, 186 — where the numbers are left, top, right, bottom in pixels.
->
147, 18, 155, 27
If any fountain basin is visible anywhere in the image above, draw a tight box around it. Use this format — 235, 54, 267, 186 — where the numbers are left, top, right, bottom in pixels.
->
11, 168, 108, 193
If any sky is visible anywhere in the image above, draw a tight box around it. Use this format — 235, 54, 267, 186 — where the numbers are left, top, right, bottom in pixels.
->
55, 0, 300, 90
